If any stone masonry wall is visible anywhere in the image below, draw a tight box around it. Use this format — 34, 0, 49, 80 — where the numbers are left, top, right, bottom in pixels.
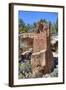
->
33, 31, 47, 53
31, 23, 54, 77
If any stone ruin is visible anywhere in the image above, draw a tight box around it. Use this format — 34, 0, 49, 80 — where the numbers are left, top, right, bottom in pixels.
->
31, 22, 54, 77
19, 22, 54, 78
